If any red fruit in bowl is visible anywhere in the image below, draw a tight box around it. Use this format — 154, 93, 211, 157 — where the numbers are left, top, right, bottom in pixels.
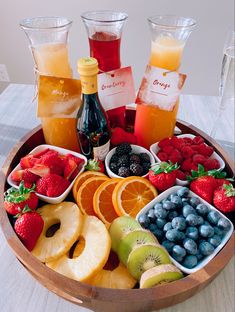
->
149, 162, 178, 191
181, 158, 193, 172
36, 174, 70, 197
158, 138, 172, 148
64, 158, 78, 180
28, 164, 50, 177
192, 136, 204, 145
171, 136, 185, 149
192, 154, 207, 166
33, 148, 50, 158
213, 183, 235, 213
157, 151, 168, 161
183, 137, 193, 145
168, 149, 183, 164
175, 169, 187, 181
20, 154, 38, 169
14, 207, 44, 251
11, 169, 40, 184
4, 182, 38, 216
204, 158, 220, 171
197, 143, 214, 157
181, 145, 195, 158
162, 145, 174, 155
39, 151, 64, 175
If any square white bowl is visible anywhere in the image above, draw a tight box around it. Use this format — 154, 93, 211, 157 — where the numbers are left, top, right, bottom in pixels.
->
136, 185, 234, 274
150, 134, 225, 186
105, 144, 155, 179
7, 144, 87, 204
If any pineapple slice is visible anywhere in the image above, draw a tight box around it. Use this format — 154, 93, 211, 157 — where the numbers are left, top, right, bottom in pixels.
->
46, 215, 111, 282
32, 202, 83, 263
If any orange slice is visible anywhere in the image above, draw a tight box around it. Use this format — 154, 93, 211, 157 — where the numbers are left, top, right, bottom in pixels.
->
112, 177, 157, 217
93, 178, 121, 226
76, 176, 109, 215
72, 171, 106, 200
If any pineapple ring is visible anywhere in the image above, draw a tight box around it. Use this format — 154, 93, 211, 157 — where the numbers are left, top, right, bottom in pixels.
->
32, 202, 83, 263
46, 215, 111, 282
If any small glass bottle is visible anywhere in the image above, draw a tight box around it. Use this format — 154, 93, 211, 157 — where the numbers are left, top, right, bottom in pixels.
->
77, 57, 111, 160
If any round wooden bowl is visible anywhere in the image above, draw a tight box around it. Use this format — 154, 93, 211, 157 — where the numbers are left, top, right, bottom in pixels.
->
0, 121, 234, 312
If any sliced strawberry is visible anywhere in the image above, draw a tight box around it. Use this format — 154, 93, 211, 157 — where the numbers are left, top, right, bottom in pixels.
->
33, 148, 50, 158
70, 167, 80, 181
28, 164, 50, 177
64, 159, 77, 180
39, 151, 64, 175
11, 170, 24, 182
20, 155, 38, 169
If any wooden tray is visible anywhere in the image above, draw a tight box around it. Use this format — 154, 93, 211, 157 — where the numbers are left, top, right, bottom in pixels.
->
0, 120, 234, 312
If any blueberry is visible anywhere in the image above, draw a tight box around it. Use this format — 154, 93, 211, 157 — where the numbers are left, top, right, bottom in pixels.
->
149, 223, 158, 232
183, 238, 198, 255
196, 203, 209, 216
196, 252, 204, 262
183, 255, 198, 269
171, 195, 183, 208
156, 218, 167, 229
169, 193, 178, 201
152, 228, 164, 240
166, 229, 182, 242
147, 208, 155, 220
186, 227, 199, 241
183, 205, 196, 217
177, 187, 190, 198
163, 201, 175, 210
172, 217, 186, 231
217, 218, 231, 231
207, 211, 220, 225
168, 211, 178, 221
199, 241, 215, 256
186, 214, 199, 226
197, 216, 204, 226
163, 222, 173, 232
161, 240, 174, 253
178, 231, 186, 241
189, 196, 201, 207
203, 220, 210, 226
214, 226, 225, 237
182, 198, 190, 206
208, 235, 222, 247
172, 245, 187, 258
154, 206, 168, 219
138, 214, 150, 228
154, 203, 163, 210
172, 254, 184, 263
199, 225, 214, 238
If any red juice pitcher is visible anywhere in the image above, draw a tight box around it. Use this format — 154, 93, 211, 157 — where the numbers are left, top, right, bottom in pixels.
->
81, 11, 128, 128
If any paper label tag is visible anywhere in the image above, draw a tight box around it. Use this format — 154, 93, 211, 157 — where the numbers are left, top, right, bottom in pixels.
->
98, 66, 136, 111
93, 140, 110, 160
37, 75, 81, 118
136, 65, 187, 111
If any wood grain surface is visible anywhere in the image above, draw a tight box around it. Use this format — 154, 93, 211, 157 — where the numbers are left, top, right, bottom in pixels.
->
0, 84, 234, 312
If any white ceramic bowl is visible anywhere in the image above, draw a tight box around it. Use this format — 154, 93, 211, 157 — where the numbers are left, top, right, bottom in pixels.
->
150, 134, 225, 186
7, 144, 87, 204
105, 144, 155, 179
136, 185, 234, 274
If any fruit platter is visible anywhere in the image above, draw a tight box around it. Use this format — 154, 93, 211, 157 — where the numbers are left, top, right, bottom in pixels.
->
0, 120, 234, 312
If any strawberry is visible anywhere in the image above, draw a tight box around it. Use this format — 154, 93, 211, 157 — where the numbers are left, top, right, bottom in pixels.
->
4, 182, 38, 216
213, 184, 235, 213
157, 151, 168, 161
111, 127, 137, 146
64, 158, 77, 180
28, 164, 50, 177
203, 158, 220, 171
36, 174, 70, 197
192, 154, 207, 166
14, 207, 44, 251
11, 169, 39, 184
33, 148, 50, 158
158, 138, 172, 148
85, 159, 105, 173
39, 151, 64, 175
190, 176, 217, 203
168, 149, 183, 164
216, 178, 232, 187
20, 154, 38, 169
149, 162, 178, 191
192, 136, 204, 145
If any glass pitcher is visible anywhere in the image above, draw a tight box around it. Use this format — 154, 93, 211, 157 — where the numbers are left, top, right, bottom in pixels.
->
134, 15, 196, 148
20, 16, 80, 151
81, 11, 128, 128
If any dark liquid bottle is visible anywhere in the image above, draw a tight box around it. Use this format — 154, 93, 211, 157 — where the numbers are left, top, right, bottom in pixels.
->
77, 57, 111, 160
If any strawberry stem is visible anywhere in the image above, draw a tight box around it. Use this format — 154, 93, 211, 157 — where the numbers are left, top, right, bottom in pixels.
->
150, 161, 179, 175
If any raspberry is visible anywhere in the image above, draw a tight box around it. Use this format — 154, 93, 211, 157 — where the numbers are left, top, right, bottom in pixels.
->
157, 151, 168, 161
192, 154, 207, 165
183, 137, 193, 145
158, 138, 172, 148
193, 136, 204, 145
181, 158, 193, 172
204, 158, 220, 171
191, 144, 199, 152
176, 169, 187, 181
168, 150, 183, 164
171, 136, 185, 149
181, 146, 195, 158
162, 145, 174, 155
197, 143, 214, 157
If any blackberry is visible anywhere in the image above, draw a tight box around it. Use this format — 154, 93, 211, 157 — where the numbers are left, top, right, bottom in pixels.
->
139, 152, 150, 163
110, 153, 119, 164
130, 163, 143, 176
116, 143, 132, 156
118, 167, 131, 177
142, 162, 151, 174
117, 155, 129, 168
110, 162, 119, 174
130, 153, 141, 164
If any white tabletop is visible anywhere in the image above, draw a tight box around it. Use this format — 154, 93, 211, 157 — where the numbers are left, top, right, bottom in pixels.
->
0, 84, 234, 312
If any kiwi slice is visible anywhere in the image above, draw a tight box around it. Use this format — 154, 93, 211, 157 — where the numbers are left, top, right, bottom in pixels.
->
109, 216, 141, 253
118, 229, 158, 266
140, 264, 183, 288
127, 244, 171, 280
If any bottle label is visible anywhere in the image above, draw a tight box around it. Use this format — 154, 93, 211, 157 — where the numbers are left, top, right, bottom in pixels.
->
98, 66, 136, 111
136, 65, 187, 111
93, 140, 110, 161
80, 75, 98, 95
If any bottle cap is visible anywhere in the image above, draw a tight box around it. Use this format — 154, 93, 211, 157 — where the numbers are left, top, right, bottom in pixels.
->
77, 57, 99, 76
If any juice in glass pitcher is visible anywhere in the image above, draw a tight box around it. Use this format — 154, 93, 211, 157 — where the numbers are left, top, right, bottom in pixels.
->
20, 17, 80, 152
134, 16, 196, 149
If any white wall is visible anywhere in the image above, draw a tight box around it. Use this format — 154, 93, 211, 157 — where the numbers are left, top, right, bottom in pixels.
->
0, 0, 234, 95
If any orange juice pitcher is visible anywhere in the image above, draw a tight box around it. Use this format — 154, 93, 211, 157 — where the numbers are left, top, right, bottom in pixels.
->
20, 17, 80, 152
134, 16, 196, 148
